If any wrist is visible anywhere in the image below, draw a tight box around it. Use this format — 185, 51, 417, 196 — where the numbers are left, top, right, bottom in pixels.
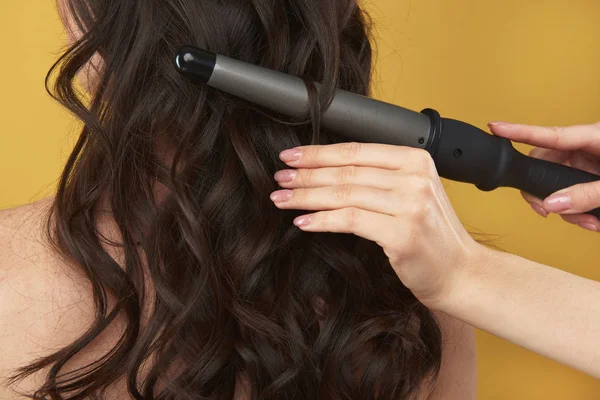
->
431, 243, 500, 315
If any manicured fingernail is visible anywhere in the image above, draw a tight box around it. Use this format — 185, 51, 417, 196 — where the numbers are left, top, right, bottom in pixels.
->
270, 190, 293, 202
578, 222, 598, 232
488, 121, 507, 126
280, 148, 302, 162
274, 170, 297, 182
294, 215, 312, 227
544, 194, 572, 213
530, 203, 548, 218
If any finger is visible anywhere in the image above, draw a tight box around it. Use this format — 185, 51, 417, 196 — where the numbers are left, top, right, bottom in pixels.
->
560, 214, 600, 232
568, 151, 600, 175
274, 166, 400, 190
529, 147, 571, 164
488, 122, 600, 155
530, 147, 600, 175
521, 191, 542, 205
517, 190, 548, 217
279, 142, 435, 172
292, 208, 401, 246
543, 180, 600, 214
270, 185, 397, 215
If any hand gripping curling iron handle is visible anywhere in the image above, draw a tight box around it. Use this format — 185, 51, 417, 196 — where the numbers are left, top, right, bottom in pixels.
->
424, 109, 600, 219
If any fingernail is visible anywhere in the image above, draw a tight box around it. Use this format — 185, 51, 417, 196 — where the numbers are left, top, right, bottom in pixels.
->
294, 215, 312, 227
270, 190, 293, 202
280, 148, 302, 162
274, 170, 297, 182
544, 194, 573, 213
578, 222, 598, 232
488, 121, 507, 126
530, 203, 548, 218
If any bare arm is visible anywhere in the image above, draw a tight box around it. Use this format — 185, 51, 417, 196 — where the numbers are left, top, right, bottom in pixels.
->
442, 248, 600, 378
273, 129, 600, 380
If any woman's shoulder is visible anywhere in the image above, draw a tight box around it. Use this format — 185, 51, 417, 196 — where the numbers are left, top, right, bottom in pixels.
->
0, 197, 61, 295
0, 198, 96, 395
0, 199, 56, 306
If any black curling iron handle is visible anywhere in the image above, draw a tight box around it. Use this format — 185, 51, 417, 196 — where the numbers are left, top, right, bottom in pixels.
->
431, 118, 600, 219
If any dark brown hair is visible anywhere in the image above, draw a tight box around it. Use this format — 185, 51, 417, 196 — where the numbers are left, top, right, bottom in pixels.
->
10, 0, 442, 398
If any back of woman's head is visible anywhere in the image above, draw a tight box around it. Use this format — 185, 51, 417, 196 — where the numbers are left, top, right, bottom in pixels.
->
11, 0, 442, 398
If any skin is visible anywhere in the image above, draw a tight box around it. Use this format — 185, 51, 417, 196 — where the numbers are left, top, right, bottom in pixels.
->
271, 121, 600, 378
489, 121, 600, 230
6, 0, 596, 395
0, 1, 477, 399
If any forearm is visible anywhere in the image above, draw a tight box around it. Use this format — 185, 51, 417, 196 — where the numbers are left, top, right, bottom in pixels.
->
441, 248, 600, 378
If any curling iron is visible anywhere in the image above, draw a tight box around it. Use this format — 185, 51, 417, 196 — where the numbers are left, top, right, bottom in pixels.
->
173, 45, 600, 219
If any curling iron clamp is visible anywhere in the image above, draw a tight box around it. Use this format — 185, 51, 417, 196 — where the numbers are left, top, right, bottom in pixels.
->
173, 46, 600, 219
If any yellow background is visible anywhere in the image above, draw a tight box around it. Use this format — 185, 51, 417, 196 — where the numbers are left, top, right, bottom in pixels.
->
1, 0, 599, 398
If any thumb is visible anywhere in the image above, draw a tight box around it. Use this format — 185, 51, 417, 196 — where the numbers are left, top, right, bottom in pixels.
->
488, 122, 600, 156
543, 181, 600, 215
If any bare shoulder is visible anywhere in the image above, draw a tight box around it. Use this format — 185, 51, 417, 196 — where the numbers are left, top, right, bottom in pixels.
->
425, 311, 477, 400
0, 198, 95, 395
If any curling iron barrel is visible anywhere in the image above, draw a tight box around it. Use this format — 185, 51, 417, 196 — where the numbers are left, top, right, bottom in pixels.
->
174, 46, 600, 219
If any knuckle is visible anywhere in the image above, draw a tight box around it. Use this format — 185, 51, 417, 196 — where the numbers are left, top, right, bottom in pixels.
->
313, 211, 326, 226
411, 148, 433, 165
343, 207, 359, 229
339, 142, 362, 160
579, 184, 600, 207
415, 177, 434, 196
302, 168, 315, 185
312, 145, 322, 164
338, 166, 357, 184
401, 195, 429, 223
412, 149, 437, 175
381, 227, 408, 262
386, 230, 415, 262
409, 203, 428, 223
581, 187, 594, 205
383, 246, 402, 264
335, 184, 353, 202
405, 175, 434, 198
292, 188, 306, 204
550, 126, 566, 148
